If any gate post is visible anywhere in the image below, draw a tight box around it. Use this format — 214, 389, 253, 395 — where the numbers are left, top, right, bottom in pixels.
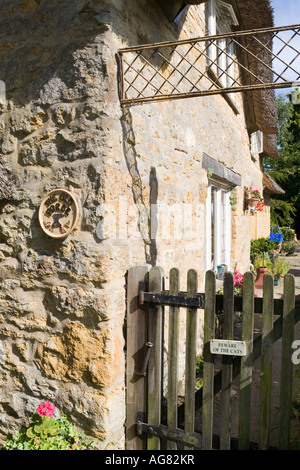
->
126, 265, 150, 450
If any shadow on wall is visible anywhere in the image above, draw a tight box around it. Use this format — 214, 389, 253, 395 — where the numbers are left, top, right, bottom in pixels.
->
121, 106, 158, 267
0, 2, 106, 107
1, 1, 190, 107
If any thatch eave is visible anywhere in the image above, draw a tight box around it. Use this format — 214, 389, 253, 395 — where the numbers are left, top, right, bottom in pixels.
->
263, 133, 280, 159
263, 172, 285, 195
231, 0, 279, 140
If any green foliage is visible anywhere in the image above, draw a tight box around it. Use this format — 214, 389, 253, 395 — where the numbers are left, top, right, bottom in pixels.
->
253, 254, 273, 271
195, 354, 204, 375
2, 412, 95, 450
270, 224, 282, 234
281, 227, 295, 241
250, 238, 276, 262
195, 354, 204, 389
216, 283, 243, 295
281, 240, 297, 254
264, 93, 300, 231
270, 256, 290, 279
270, 199, 296, 228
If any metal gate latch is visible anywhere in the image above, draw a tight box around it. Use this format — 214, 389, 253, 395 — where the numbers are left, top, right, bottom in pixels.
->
137, 341, 153, 376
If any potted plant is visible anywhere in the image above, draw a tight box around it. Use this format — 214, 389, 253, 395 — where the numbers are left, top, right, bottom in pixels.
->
253, 253, 273, 289
270, 224, 283, 243
250, 237, 276, 263
270, 256, 290, 286
281, 227, 295, 242
282, 240, 297, 255
247, 186, 263, 212
251, 237, 275, 289
251, 237, 275, 290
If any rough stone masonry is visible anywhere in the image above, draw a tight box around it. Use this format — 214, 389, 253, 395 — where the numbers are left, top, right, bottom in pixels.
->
0, 0, 269, 448
0, 0, 129, 448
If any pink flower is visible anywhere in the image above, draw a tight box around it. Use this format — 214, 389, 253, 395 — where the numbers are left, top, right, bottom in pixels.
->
248, 186, 263, 202
234, 270, 243, 287
36, 401, 55, 417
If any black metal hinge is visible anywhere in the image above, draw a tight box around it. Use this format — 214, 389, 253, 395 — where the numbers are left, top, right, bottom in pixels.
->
139, 290, 205, 309
136, 414, 202, 448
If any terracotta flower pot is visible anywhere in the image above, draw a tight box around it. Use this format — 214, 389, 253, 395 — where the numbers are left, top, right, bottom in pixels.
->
248, 197, 259, 208
254, 267, 268, 289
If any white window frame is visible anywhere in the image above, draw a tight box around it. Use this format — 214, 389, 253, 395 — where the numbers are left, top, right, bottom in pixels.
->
205, 182, 232, 272
206, 0, 238, 88
250, 130, 264, 156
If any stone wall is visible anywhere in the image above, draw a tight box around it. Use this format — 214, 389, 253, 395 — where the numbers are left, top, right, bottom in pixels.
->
250, 202, 271, 240
0, 0, 128, 448
0, 0, 269, 448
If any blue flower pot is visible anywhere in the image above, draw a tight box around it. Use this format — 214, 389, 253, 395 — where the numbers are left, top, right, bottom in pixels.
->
270, 233, 283, 243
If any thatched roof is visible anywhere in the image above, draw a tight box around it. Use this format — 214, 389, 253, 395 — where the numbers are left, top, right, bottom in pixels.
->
263, 133, 279, 159
235, 0, 274, 28
235, 0, 279, 138
236, 0, 279, 157
263, 172, 285, 195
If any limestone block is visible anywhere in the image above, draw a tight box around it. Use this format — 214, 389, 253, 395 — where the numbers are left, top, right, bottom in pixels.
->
35, 322, 123, 389
47, 285, 110, 322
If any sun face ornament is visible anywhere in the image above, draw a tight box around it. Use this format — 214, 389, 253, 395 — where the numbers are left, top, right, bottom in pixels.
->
39, 189, 79, 238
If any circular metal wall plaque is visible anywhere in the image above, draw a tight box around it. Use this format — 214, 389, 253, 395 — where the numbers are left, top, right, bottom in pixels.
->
39, 189, 79, 238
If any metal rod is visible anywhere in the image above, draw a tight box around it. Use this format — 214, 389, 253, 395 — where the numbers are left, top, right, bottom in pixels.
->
118, 24, 300, 53
252, 34, 300, 80
117, 52, 124, 101
120, 81, 297, 105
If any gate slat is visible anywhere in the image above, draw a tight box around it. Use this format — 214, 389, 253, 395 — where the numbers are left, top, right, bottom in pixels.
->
127, 265, 296, 450
167, 268, 180, 450
147, 266, 164, 450
203, 270, 216, 450
279, 274, 295, 449
220, 272, 234, 450
184, 269, 198, 450
258, 273, 274, 450
238, 272, 255, 450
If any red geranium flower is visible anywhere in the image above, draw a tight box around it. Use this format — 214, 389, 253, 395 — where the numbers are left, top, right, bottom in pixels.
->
36, 401, 55, 417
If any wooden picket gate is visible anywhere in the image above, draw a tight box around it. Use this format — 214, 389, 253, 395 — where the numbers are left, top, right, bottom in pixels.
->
126, 266, 299, 450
